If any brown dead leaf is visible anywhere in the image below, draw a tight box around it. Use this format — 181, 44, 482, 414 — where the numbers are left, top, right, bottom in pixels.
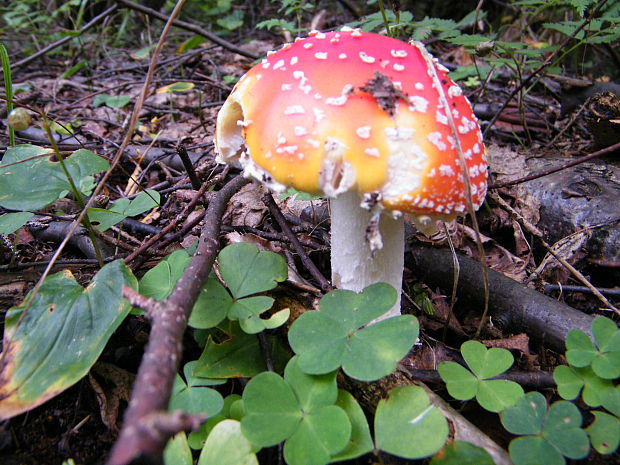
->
225, 182, 267, 228
88, 362, 134, 432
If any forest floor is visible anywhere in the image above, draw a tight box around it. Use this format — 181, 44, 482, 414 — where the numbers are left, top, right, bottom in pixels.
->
1, 1, 619, 464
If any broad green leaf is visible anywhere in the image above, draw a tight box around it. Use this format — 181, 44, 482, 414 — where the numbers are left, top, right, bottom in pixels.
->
284, 357, 338, 411
430, 441, 495, 465
375, 386, 448, 459
183, 361, 226, 388
283, 405, 350, 465
437, 361, 478, 400
229, 295, 289, 334
565, 329, 597, 367
331, 390, 373, 462
543, 401, 589, 459
461, 341, 514, 379
188, 277, 233, 329
241, 372, 301, 447
0, 260, 136, 420
439, 341, 523, 412
0, 211, 33, 234
554, 365, 614, 407
0, 145, 109, 210
502, 393, 589, 465
602, 386, 620, 417
169, 374, 223, 416
501, 391, 547, 435
242, 357, 351, 465
194, 323, 288, 378
566, 317, 620, 379
139, 249, 191, 300
217, 243, 288, 298
88, 190, 159, 232
189, 394, 243, 450
92, 94, 131, 109
476, 379, 525, 413
164, 433, 193, 465
508, 436, 564, 465
586, 411, 620, 455
198, 420, 258, 465
289, 283, 418, 381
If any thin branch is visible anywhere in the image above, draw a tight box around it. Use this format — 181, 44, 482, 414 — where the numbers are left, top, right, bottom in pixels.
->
115, 0, 259, 60
483, 0, 609, 136
489, 140, 620, 189
263, 192, 332, 292
11, 5, 119, 69
108, 174, 249, 465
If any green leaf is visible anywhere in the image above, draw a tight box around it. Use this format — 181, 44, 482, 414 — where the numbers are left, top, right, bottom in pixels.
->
241, 357, 351, 465
164, 433, 193, 465
554, 365, 614, 407
188, 394, 242, 450
439, 341, 523, 412
476, 379, 525, 413
198, 420, 258, 465
601, 385, 620, 417
87, 190, 159, 232
565, 317, 620, 379
284, 356, 338, 411
194, 323, 288, 378
430, 441, 495, 465
502, 392, 589, 465
217, 243, 288, 299
375, 385, 448, 459
283, 405, 350, 465
501, 391, 547, 435
156, 82, 196, 94
169, 374, 223, 416
586, 411, 620, 455
188, 277, 233, 329
289, 283, 418, 381
0, 260, 136, 420
461, 340, 514, 379
92, 93, 132, 109
437, 361, 478, 400
0, 145, 109, 210
508, 436, 565, 465
565, 329, 597, 367
0, 212, 33, 234
241, 371, 302, 447
331, 390, 373, 462
139, 249, 191, 300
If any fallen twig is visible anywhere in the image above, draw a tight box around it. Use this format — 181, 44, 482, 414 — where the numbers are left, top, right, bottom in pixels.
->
489, 140, 620, 189
115, 0, 260, 60
108, 174, 249, 465
263, 192, 332, 292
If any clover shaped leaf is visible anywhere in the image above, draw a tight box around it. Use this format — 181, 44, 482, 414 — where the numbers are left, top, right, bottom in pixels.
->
197, 420, 258, 465
375, 385, 448, 459
438, 340, 524, 412
189, 243, 289, 334
501, 392, 590, 465
553, 365, 614, 408
565, 316, 620, 379
241, 357, 351, 465
288, 283, 418, 381
586, 411, 620, 455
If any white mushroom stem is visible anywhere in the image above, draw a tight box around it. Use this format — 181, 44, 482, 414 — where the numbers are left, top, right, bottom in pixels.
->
330, 190, 404, 319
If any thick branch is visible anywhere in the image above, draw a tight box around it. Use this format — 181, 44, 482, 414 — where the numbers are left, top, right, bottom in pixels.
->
108, 175, 249, 465
408, 246, 595, 353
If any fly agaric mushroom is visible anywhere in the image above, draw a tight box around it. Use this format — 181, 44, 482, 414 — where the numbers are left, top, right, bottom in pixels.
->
215, 28, 487, 319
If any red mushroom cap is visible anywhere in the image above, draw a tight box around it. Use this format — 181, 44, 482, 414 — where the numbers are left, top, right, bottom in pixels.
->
215, 28, 487, 222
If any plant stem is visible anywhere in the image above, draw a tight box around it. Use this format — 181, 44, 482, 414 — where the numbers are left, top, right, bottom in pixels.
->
0, 44, 15, 146
41, 118, 105, 268
376, 0, 392, 37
